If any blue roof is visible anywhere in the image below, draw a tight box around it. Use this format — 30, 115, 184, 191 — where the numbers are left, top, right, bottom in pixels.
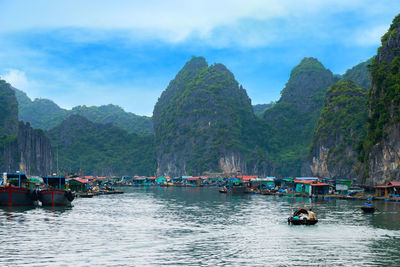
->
295, 177, 318, 180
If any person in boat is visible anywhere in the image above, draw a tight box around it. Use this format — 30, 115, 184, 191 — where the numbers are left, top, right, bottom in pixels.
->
308, 208, 316, 220
364, 199, 373, 207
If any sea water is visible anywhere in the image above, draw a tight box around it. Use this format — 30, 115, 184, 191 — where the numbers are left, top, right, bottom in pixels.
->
1, 187, 399, 266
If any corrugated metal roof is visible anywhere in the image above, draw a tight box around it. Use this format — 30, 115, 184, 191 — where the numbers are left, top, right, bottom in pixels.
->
71, 178, 88, 184
389, 181, 400, 186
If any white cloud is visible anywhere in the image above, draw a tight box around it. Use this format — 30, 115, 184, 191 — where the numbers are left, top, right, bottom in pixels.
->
353, 25, 388, 46
1, 69, 29, 91
0, 0, 398, 46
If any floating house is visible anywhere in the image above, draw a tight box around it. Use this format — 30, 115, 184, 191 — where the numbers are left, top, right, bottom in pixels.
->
186, 176, 203, 187
375, 181, 400, 197
238, 175, 258, 183
295, 179, 329, 196
249, 177, 275, 190
68, 178, 88, 192
156, 177, 167, 185
335, 180, 352, 194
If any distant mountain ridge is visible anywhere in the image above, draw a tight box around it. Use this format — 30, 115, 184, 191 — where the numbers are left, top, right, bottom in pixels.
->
13, 88, 153, 135
47, 114, 156, 176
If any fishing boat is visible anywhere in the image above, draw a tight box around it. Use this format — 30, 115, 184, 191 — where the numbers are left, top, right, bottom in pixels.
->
38, 176, 75, 206
219, 178, 246, 194
361, 206, 376, 213
288, 208, 318, 225
78, 192, 94, 198
0, 172, 39, 206
361, 200, 376, 213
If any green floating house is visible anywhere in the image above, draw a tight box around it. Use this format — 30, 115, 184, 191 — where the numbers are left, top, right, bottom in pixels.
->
68, 178, 89, 192
295, 178, 330, 196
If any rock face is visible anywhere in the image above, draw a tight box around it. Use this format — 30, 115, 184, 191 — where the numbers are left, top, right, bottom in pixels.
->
309, 80, 368, 180
0, 80, 53, 175
361, 14, 400, 185
153, 57, 266, 176
264, 57, 335, 176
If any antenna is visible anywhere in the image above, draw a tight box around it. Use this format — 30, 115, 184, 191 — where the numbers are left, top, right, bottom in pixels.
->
56, 146, 59, 176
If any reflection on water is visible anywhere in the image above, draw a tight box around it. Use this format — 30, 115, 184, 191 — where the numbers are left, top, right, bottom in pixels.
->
0, 187, 399, 266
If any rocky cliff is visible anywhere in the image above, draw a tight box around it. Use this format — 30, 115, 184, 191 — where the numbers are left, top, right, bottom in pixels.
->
361, 14, 400, 185
264, 57, 335, 176
153, 56, 270, 176
0, 80, 53, 175
309, 80, 368, 179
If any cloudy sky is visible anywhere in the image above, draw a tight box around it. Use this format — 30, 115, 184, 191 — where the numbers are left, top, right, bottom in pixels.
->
0, 1, 399, 116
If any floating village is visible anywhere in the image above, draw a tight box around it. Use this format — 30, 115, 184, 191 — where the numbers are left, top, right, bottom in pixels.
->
1, 170, 399, 224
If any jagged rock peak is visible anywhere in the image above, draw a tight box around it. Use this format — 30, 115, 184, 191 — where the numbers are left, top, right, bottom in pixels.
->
289, 57, 329, 79
278, 57, 334, 111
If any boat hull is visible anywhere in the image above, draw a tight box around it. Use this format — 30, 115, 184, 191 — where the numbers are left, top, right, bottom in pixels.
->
288, 218, 318, 225
0, 185, 35, 206
361, 206, 376, 213
39, 189, 73, 206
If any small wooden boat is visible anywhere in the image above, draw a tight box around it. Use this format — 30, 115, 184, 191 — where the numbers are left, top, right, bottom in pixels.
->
78, 192, 94, 198
288, 208, 318, 225
361, 206, 376, 213
219, 188, 227, 193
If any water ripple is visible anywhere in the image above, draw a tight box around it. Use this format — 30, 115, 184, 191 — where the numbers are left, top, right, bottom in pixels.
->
0, 187, 399, 266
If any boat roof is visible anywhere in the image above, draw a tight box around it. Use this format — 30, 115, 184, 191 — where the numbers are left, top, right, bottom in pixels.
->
42, 176, 66, 179
6, 173, 28, 179
69, 178, 88, 184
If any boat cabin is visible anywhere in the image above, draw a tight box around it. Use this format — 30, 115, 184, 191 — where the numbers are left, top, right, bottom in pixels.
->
3, 172, 38, 189
42, 176, 67, 190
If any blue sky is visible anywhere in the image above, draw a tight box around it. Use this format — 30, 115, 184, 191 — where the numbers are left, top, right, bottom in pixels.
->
0, 1, 399, 116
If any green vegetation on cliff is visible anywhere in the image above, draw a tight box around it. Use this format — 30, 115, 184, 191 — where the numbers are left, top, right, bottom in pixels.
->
0, 80, 19, 167
315, 80, 367, 147
14, 89, 69, 130
253, 102, 275, 117
153, 56, 268, 176
72, 105, 153, 135
361, 14, 400, 164
312, 80, 368, 173
263, 57, 335, 176
342, 59, 372, 89
47, 115, 156, 176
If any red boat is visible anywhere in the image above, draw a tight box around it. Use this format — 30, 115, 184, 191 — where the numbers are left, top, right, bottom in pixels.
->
0, 173, 38, 206
39, 176, 75, 206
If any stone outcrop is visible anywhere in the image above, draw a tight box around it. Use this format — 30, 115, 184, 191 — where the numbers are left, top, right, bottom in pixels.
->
0, 79, 53, 175
362, 14, 400, 185
153, 57, 266, 176
307, 80, 368, 180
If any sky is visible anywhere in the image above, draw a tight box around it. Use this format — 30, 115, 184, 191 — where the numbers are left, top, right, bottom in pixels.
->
0, 1, 399, 116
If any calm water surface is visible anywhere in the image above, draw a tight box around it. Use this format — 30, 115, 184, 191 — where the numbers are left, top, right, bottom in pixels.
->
1, 187, 400, 266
